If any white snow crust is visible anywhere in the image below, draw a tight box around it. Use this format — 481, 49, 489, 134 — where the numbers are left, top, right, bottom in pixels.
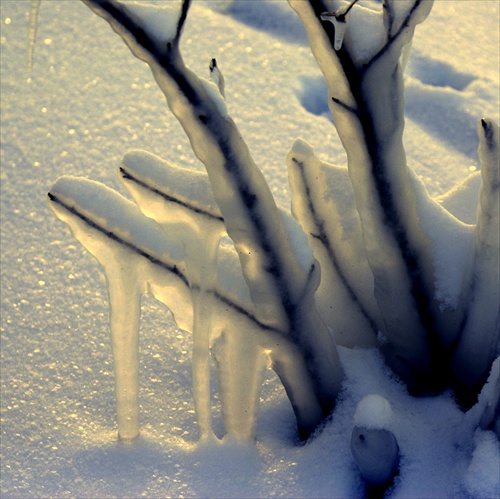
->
1, 1, 499, 498
354, 394, 394, 430
125, 1, 181, 44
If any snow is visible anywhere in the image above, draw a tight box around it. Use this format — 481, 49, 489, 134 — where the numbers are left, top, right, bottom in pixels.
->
125, 1, 181, 44
354, 394, 393, 430
464, 430, 500, 498
200, 77, 228, 117
1, 0, 499, 497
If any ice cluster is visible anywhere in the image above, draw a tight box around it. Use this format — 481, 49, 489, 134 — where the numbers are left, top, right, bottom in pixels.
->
47, 0, 499, 488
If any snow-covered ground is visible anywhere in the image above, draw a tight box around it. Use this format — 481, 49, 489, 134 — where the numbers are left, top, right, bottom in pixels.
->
1, 1, 499, 497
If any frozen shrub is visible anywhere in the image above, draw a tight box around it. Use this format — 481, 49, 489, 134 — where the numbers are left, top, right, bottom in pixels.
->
48, 0, 499, 448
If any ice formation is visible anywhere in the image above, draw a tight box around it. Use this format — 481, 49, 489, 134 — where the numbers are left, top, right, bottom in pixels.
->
319, 0, 359, 51
287, 138, 381, 348
48, 0, 499, 467
351, 395, 399, 491
451, 119, 500, 401
120, 150, 226, 438
351, 426, 400, 490
49, 176, 188, 439
319, 13, 347, 51
80, 0, 345, 439
289, 0, 499, 400
48, 148, 341, 440
27, 0, 41, 73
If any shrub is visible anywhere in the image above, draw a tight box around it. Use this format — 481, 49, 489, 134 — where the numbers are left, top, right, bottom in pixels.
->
48, 0, 499, 447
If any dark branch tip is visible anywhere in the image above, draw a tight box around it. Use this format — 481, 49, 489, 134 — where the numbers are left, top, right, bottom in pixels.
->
174, 0, 192, 42
119, 166, 132, 180
480, 118, 496, 147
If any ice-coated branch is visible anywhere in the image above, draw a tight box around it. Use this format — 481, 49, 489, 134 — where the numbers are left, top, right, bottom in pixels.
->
48, 177, 186, 439
119, 150, 224, 226
81, 0, 305, 330
290, 0, 455, 393
120, 150, 226, 440
81, 0, 344, 436
287, 139, 380, 348
452, 119, 500, 403
49, 173, 337, 439
209, 58, 225, 98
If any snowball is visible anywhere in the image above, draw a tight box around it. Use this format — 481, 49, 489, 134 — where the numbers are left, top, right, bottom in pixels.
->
354, 394, 394, 430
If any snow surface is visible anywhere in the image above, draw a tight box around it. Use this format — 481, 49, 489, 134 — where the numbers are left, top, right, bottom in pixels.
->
1, 1, 499, 497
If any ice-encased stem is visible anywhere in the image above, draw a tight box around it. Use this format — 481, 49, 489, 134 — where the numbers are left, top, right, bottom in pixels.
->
48, 176, 258, 439
452, 119, 500, 401
48, 180, 158, 440
290, 0, 451, 393
118, 150, 336, 438
82, 0, 344, 435
287, 139, 380, 348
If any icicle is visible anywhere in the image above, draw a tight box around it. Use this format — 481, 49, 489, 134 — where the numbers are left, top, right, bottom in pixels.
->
27, 0, 41, 74
320, 13, 348, 51
212, 329, 267, 440
187, 234, 221, 439
119, 153, 225, 440
320, 0, 360, 51
106, 262, 143, 439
